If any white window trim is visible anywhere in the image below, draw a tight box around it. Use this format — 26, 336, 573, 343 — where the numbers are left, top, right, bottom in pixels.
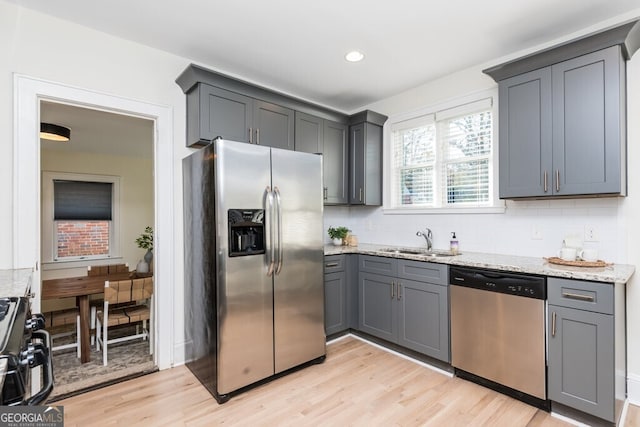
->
383, 88, 505, 215
42, 171, 121, 265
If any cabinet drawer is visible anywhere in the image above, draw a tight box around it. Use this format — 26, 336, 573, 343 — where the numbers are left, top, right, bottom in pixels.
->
324, 255, 345, 273
548, 278, 613, 315
359, 255, 397, 276
398, 260, 448, 286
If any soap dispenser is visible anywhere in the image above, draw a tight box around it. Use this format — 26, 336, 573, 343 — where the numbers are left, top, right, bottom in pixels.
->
450, 232, 459, 255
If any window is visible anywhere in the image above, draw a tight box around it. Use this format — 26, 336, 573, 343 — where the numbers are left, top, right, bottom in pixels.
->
42, 172, 121, 263
388, 95, 500, 212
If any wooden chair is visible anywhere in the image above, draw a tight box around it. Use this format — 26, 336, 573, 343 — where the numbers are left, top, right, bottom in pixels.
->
42, 307, 81, 357
95, 277, 153, 366
87, 263, 128, 276
88, 263, 129, 345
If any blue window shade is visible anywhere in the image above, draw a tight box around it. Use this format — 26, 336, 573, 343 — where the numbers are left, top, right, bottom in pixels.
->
54, 180, 113, 220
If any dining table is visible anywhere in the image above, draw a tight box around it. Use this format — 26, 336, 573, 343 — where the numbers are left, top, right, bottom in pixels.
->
41, 271, 133, 363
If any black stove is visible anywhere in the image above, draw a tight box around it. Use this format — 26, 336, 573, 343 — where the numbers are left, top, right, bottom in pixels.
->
0, 297, 53, 406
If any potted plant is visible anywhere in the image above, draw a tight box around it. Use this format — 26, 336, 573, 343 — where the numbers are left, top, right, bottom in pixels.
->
135, 226, 154, 266
327, 226, 349, 246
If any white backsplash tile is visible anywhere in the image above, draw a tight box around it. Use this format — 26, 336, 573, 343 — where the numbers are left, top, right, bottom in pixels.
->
324, 196, 622, 263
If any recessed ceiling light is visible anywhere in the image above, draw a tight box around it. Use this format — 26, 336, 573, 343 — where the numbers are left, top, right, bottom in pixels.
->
345, 50, 365, 63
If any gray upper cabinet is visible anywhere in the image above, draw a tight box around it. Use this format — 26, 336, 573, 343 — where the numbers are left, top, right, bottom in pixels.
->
295, 111, 323, 154
176, 64, 348, 149
349, 111, 387, 206
253, 100, 294, 150
186, 84, 253, 146
552, 48, 624, 195
295, 112, 348, 204
499, 68, 552, 198
498, 46, 626, 198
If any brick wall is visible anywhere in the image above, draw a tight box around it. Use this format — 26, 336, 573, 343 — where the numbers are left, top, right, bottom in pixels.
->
57, 221, 109, 258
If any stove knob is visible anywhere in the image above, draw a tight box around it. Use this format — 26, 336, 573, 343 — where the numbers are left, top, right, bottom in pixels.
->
20, 343, 35, 366
26, 313, 46, 331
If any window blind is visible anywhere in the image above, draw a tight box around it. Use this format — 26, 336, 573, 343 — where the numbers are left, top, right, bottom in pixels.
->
392, 121, 437, 206
54, 180, 113, 220
440, 110, 492, 206
389, 97, 494, 209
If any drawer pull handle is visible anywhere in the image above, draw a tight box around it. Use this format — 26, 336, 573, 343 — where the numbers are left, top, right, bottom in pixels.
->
562, 292, 595, 302
551, 311, 557, 337
397, 283, 402, 300
543, 170, 548, 193
391, 281, 395, 299
325, 262, 339, 268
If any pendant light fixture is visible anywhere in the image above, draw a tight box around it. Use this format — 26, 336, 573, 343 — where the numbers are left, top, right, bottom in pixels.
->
40, 123, 71, 141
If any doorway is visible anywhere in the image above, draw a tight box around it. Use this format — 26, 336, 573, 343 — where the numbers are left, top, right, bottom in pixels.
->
40, 101, 157, 398
13, 75, 175, 397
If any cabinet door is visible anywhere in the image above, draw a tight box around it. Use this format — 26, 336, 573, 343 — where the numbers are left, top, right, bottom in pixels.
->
295, 111, 323, 154
349, 122, 382, 205
359, 272, 396, 342
324, 271, 347, 336
397, 279, 449, 362
498, 68, 552, 198
323, 120, 348, 205
253, 100, 294, 150
548, 305, 614, 422
349, 123, 366, 205
552, 46, 624, 195
194, 84, 253, 145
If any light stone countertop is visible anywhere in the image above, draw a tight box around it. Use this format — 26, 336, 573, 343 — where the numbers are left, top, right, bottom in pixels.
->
0, 269, 33, 298
324, 243, 635, 284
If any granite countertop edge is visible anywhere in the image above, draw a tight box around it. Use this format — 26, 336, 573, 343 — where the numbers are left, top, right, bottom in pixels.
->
0, 269, 33, 298
324, 243, 635, 285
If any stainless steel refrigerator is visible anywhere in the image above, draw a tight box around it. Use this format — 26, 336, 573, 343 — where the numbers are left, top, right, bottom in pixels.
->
183, 139, 325, 403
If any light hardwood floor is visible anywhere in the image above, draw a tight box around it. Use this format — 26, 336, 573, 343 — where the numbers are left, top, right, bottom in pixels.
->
58, 336, 638, 426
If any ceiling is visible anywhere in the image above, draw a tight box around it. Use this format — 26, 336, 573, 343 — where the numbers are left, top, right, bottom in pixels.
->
8, 0, 640, 113
40, 102, 153, 159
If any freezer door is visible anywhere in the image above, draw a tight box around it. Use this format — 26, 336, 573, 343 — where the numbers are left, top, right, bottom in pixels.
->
271, 148, 326, 373
215, 140, 274, 394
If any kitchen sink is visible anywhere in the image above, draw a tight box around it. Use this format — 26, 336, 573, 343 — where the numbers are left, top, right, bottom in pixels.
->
378, 248, 458, 257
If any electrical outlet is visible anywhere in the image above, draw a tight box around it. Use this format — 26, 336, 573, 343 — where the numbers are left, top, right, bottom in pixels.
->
531, 225, 542, 240
584, 226, 599, 242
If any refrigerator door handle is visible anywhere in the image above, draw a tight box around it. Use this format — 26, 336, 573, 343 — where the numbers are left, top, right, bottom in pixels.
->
265, 186, 276, 277
274, 186, 283, 275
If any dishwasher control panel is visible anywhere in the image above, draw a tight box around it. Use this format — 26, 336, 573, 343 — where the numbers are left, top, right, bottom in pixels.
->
449, 266, 546, 299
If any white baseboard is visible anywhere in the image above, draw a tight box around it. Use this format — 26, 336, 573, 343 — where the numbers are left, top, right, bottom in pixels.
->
628, 373, 640, 405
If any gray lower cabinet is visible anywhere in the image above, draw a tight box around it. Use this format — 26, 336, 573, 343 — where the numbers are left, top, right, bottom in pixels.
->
296, 112, 348, 205
547, 277, 623, 423
324, 255, 355, 336
358, 255, 449, 361
498, 45, 626, 198
183, 83, 294, 149
324, 271, 347, 336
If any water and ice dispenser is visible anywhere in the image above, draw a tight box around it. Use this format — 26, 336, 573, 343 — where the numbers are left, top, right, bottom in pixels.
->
228, 209, 265, 257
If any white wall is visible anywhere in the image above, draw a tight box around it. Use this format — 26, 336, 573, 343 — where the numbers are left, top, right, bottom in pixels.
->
1, 2, 193, 363
325, 20, 640, 402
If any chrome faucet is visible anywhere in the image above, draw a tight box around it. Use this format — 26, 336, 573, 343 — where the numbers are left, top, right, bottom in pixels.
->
416, 228, 433, 251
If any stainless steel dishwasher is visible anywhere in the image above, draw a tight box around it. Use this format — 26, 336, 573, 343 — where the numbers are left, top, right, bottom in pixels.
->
450, 266, 547, 406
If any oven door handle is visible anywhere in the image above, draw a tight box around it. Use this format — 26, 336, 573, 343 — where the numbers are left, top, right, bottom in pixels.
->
24, 330, 54, 406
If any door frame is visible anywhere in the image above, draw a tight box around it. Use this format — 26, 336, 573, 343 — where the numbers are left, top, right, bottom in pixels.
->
13, 74, 174, 370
